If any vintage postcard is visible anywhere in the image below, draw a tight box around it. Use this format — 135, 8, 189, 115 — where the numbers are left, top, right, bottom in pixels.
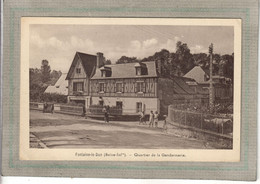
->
20, 17, 241, 162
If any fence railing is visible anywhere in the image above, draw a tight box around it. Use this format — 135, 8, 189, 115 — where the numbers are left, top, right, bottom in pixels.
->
30, 102, 39, 109
86, 106, 123, 116
30, 102, 84, 115
168, 105, 233, 137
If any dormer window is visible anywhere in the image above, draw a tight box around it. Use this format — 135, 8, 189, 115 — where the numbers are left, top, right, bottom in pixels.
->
136, 67, 141, 76
76, 68, 81, 74
135, 62, 148, 76
100, 66, 112, 77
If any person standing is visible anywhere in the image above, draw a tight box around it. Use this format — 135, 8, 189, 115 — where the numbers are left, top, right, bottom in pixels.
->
149, 111, 154, 127
103, 106, 108, 123
154, 111, 159, 128
139, 111, 146, 125
163, 115, 168, 133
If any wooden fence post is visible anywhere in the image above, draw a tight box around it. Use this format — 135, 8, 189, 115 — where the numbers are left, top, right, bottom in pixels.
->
222, 117, 224, 134
200, 113, 203, 129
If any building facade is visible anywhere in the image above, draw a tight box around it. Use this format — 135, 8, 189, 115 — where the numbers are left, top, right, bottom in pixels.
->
90, 62, 160, 115
66, 51, 209, 116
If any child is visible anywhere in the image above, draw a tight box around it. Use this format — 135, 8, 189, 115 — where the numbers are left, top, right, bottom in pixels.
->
149, 111, 154, 127
163, 115, 168, 133
139, 111, 146, 125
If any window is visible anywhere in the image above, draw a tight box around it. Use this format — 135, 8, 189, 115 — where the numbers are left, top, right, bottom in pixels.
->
101, 67, 112, 77
116, 101, 123, 108
99, 83, 105, 93
115, 82, 123, 93
99, 100, 104, 106
136, 67, 141, 76
136, 102, 142, 113
76, 68, 81, 74
135, 63, 147, 76
101, 71, 106, 77
135, 81, 145, 93
73, 82, 83, 92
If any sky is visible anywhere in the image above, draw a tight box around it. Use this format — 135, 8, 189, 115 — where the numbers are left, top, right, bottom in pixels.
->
29, 24, 234, 72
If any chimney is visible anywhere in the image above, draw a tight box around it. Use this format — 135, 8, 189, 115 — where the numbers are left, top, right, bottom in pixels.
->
96, 52, 104, 68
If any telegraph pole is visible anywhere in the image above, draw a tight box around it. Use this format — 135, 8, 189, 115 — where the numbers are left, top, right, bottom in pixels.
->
209, 43, 214, 114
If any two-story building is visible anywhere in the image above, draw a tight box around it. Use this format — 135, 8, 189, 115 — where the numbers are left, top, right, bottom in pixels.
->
90, 60, 208, 115
90, 61, 159, 115
66, 51, 209, 116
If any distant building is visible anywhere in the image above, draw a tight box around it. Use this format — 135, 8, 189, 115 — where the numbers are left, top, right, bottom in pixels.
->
184, 66, 233, 102
184, 66, 209, 84
44, 73, 68, 95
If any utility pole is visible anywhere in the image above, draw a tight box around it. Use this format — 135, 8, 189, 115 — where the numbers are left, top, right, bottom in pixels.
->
209, 43, 214, 114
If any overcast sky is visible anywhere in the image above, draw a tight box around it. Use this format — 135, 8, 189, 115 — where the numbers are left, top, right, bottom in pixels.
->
29, 25, 234, 72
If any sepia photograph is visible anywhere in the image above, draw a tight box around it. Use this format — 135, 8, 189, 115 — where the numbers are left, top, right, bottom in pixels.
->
20, 18, 241, 161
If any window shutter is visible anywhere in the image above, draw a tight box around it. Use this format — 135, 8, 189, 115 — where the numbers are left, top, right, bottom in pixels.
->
121, 82, 124, 93
73, 83, 76, 91
97, 83, 100, 92
143, 104, 146, 113
136, 102, 139, 113
142, 82, 146, 93
114, 82, 116, 93
104, 83, 106, 92
134, 82, 137, 93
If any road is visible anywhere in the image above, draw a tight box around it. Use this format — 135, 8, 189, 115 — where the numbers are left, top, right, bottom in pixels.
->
30, 110, 212, 149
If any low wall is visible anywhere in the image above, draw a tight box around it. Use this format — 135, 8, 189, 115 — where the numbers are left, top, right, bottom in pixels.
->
30, 102, 84, 116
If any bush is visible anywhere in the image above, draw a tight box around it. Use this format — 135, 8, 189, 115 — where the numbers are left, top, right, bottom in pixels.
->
30, 92, 67, 103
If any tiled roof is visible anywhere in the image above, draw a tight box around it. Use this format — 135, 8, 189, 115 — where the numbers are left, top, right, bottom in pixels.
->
45, 73, 68, 95
173, 77, 197, 94
91, 61, 158, 79
66, 52, 97, 80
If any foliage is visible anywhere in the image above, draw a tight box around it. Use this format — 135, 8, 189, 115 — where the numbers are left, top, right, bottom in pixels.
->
31, 93, 67, 103
30, 60, 62, 102
116, 56, 139, 64
115, 41, 234, 82
104, 59, 112, 65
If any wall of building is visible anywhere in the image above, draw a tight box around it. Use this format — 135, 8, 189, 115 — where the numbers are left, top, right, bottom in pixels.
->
68, 58, 90, 96
91, 96, 159, 115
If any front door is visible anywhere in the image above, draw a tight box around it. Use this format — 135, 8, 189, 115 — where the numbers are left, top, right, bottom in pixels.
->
136, 102, 142, 113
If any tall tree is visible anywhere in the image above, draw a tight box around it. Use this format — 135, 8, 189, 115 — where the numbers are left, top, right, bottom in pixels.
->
173, 41, 195, 76
41, 60, 51, 83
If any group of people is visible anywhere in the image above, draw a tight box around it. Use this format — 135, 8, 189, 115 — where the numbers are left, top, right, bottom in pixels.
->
139, 111, 168, 132
102, 106, 168, 132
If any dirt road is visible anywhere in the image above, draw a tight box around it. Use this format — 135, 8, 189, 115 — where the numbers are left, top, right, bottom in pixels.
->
30, 110, 211, 149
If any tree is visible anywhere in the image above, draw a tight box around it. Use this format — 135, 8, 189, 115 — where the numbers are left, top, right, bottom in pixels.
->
172, 41, 194, 76
116, 56, 139, 64
104, 59, 112, 65
50, 70, 62, 85
41, 60, 51, 83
